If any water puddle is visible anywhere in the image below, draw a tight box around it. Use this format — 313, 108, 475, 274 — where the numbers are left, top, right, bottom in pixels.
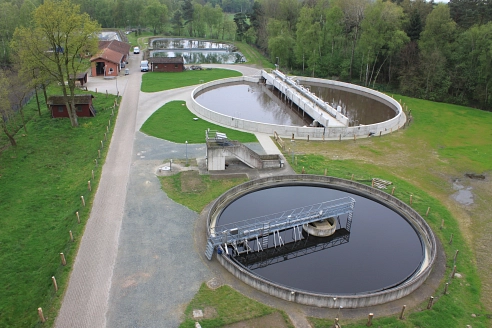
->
452, 180, 474, 205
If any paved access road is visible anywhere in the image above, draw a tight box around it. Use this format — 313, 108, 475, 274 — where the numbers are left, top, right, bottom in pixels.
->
55, 62, 272, 328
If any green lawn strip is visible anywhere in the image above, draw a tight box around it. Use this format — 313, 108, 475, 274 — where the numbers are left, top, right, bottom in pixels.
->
141, 69, 242, 93
0, 91, 119, 328
140, 100, 257, 144
159, 171, 248, 213
396, 94, 492, 173
179, 283, 291, 328
288, 156, 488, 328
233, 41, 274, 68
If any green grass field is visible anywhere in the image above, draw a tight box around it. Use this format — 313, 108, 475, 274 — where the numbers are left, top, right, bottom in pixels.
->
141, 69, 242, 92
140, 100, 257, 144
0, 91, 119, 327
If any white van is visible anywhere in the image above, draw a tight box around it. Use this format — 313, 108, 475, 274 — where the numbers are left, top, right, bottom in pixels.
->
140, 60, 149, 72
134, 46, 140, 54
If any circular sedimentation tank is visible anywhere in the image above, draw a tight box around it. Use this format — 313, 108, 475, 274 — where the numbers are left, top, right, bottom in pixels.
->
191, 74, 406, 139
206, 175, 437, 308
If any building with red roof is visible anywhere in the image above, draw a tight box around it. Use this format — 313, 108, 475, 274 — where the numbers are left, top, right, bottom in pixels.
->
90, 40, 131, 77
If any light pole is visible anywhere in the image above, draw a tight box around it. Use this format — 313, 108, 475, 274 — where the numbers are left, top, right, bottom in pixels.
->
185, 140, 188, 165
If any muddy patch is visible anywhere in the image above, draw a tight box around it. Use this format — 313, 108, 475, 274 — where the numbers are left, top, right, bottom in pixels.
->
222, 312, 290, 328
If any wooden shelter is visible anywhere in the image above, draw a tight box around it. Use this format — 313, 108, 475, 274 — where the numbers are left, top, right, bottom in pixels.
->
47, 95, 95, 118
148, 57, 185, 72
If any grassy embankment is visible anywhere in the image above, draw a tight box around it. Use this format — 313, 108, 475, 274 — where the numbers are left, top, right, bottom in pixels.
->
154, 94, 491, 327
0, 88, 120, 328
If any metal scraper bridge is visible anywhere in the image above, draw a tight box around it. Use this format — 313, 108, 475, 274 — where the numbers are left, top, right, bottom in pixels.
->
205, 196, 355, 260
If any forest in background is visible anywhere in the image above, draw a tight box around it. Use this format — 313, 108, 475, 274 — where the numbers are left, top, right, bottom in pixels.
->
0, 0, 491, 110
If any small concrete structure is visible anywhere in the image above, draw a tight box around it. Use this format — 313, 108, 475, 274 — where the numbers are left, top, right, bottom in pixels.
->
206, 130, 281, 171
303, 217, 336, 237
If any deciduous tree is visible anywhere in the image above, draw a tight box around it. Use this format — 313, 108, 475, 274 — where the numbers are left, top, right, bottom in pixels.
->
12, 0, 100, 127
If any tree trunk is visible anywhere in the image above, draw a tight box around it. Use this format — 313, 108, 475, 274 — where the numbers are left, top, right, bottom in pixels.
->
42, 83, 49, 111
349, 26, 359, 80
35, 87, 41, 117
2, 124, 16, 147
372, 55, 389, 89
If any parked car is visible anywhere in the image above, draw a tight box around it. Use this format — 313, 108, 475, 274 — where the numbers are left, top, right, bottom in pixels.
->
140, 60, 149, 72
134, 46, 140, 54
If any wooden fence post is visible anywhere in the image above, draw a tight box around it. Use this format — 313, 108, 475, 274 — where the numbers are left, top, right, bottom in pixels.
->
366, 313, 373, 326
427, 296, 434, 309
60, 253, 66, 266
38, 308, 46, 323
399, 305, 406, 320
52, 276, 58, 292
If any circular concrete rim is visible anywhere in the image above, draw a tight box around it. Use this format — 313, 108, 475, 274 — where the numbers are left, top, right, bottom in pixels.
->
191, 75, 406, 139
206, 175, 437, 308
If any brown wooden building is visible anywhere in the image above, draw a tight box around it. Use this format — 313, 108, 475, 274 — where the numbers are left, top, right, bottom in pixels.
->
148, 57, 185, 72
47, 95, 95, 118
90, 40, 131, 77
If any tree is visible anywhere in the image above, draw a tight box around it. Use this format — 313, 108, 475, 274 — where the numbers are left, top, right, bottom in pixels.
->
358, 0, 409, 87
171, 10, 185, 36
338, 0, 369, 80
0, 70, 16, 146
233, 12, 250, 41
145, 0, 169, 35
12, 0, 100, 127
449, 0, 491, 29
0, 1, 20, 65
182, 0, 194, 36
419, 5, 457, 100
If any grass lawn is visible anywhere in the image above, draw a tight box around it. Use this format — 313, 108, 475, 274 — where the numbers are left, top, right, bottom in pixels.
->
141, 69, 242, 92
0, 90, 119, 327
167, 95, 491, 327
179, 284, 293, 328
140, 100, 257, 144
234, 41, 274, 69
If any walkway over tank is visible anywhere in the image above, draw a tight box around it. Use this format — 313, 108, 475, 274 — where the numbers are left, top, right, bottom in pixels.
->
205, 196, 355, 260
261, 69, 349, 127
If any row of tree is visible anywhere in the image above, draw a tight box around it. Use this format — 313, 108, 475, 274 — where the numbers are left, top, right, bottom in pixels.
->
1, 0, 491, 116
246, 0, 492, 110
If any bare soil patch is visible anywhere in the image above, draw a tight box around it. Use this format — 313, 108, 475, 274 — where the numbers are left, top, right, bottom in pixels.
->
223, 312, 290, 328
181, 171, 206, 192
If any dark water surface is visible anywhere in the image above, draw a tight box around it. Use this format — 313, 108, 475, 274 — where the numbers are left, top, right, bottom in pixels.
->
301, 82, 396, 125
195, 82, 310, 126
218, 185, 424, 294
195, 81, 396, 126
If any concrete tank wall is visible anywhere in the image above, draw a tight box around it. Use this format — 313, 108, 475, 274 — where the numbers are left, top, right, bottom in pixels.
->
190, 77, 407, 139
207, 175, 437, 308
